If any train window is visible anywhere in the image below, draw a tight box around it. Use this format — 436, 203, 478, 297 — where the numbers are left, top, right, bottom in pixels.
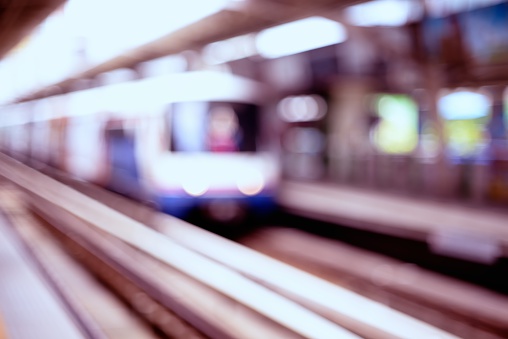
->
371, 94, 418, 154
170, 101, 208, 152
169, 102, 258, 153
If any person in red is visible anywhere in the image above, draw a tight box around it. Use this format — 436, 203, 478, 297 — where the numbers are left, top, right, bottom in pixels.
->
207, 106, 241, 152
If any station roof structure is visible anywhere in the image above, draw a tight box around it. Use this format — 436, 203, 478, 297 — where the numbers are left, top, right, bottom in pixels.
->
6, 0, 368, 102
0, 0, 65, 58
3, 0, 508, 102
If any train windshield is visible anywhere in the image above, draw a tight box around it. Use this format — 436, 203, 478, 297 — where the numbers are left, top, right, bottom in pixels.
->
169, 102, 258, 153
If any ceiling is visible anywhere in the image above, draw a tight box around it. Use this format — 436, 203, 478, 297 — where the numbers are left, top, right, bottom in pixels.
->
9, 0, 365, 101
0, 0, 65, 58
5, 0, 508, 102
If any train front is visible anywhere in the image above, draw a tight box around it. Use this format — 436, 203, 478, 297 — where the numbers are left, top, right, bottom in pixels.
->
146, 73, 280, 222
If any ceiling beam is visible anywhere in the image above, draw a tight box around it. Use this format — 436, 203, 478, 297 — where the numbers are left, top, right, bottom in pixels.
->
15, 0, 368, 102
0, 0, 65, 59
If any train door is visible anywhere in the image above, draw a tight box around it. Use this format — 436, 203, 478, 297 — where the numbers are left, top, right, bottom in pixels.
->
47, 95, 69, 170
48, 117, 68, 170
66, 115, 105, 183
104, 119, 142, 198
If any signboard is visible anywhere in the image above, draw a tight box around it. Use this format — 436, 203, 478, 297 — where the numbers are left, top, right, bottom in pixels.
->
457, 2, 508, 66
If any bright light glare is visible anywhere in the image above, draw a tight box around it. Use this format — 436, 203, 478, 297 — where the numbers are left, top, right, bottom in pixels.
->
346, 0, 415, 27
236, 169, 264, 196
278, 95, 327, 122
439, 91, 490, 120
256, 17, 347, 58
140, 71, 263, 106
203, 35, 257, 64
65, 0, 231, 64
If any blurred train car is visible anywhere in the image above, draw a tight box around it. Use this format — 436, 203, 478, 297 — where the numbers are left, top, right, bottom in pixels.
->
0, 69, 280, 222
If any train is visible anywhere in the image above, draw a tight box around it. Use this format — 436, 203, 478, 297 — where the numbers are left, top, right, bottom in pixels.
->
0, 69, 280, 222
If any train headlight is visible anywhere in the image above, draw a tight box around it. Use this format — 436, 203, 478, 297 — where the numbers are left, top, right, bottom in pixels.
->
182, 178, 209, 196
236, 169, 265, 196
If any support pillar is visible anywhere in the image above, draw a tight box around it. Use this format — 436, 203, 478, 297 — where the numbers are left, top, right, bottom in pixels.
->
327, 78, 372, 185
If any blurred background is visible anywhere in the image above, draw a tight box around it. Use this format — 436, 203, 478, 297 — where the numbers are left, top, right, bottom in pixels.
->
0, 0, 507, 338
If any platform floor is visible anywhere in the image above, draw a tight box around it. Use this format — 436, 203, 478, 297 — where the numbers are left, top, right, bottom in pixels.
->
0, 212, 84, 339
279, 180, 508, 263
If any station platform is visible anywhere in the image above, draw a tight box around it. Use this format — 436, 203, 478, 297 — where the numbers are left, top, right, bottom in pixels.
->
0, 211, 84, 339
278, 180, 508, 264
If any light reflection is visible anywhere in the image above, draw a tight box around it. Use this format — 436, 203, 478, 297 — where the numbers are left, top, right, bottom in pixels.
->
65, 0, 232, 64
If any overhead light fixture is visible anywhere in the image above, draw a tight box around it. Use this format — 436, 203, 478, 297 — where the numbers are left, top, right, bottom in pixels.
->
345, 0, 418, 27
256, 17, 347, 58
203, 35, 257, 65
439, 91, 491, 120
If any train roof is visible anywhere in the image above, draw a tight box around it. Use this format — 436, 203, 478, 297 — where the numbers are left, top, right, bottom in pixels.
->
0, 71, 267, 126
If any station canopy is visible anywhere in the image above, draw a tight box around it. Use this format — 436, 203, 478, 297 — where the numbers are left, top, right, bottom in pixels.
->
1, 0, 507, 103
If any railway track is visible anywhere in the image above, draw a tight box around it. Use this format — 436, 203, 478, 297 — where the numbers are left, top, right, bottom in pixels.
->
33, 164, 508, 337
0, 153, 462, 338
241, 227, 508, 338
0, 184, 175, 339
